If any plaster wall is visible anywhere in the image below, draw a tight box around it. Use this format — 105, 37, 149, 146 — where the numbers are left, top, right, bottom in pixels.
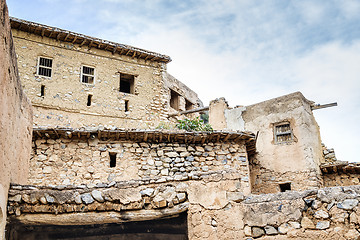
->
242, 92, 324, 193
0, 1, 32, 238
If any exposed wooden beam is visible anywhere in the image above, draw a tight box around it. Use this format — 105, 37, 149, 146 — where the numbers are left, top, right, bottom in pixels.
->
64, 33, 71, 41
41, 28, 45, 37
80, 39, 87, 46
112, 46, 118, 54
126, 49, 131, 56
168, 106, 209, 117
311, 102, 337, 110
71, 36, 78, 43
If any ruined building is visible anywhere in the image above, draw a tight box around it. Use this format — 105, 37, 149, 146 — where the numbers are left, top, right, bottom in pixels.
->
2, 1, 360, 238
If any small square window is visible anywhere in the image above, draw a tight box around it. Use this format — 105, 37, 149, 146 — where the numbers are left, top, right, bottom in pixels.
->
81, 66, 95, 84
37, 57, 53, 77
279, 183, 291, 192
185, 99, 193, 111
274, 122, 293, 144
120, 73, 135, 94
170, 89, 180, 110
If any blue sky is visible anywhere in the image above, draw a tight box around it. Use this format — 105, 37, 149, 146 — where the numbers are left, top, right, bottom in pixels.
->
8, 0, 360, 162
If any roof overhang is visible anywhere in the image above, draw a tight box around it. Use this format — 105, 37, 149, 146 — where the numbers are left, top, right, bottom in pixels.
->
33, 127, 256, 156
10, 17, 171, 63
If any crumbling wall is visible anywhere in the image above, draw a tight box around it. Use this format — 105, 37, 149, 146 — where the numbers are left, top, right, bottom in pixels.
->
242, 92, 324, 193
9, 183, 360, 239
30, 137, 250, 191
0, 0, 32, 238
12, 29, 169, 129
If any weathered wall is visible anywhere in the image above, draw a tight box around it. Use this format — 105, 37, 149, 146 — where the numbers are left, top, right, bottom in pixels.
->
8, 182, 360, 239
12, 29, 169, 129
243, 92, 324, 193
0, 0, 33, 238
30, 136, 250, 192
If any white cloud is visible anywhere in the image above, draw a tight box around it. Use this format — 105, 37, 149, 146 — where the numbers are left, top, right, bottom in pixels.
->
7, 0, 360, 162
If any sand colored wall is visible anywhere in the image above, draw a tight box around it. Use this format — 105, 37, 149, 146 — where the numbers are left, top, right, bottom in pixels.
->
12, 28, 201, 130
0, 0, 32, 238
243, 92, 323, 193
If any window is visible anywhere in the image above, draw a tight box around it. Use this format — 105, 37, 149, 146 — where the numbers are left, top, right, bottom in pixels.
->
120, 73, 135, 94
124, 100, 129, 112
109, 152, 117, 167
185, 99, 193, 111
87, 94, 92, 106
170, 89, 180, 110
40, 85, 45, 97
81, 66, 95, 84
274, 122, 293, 144
37, 57, 52, 77
279, 183, 291, 192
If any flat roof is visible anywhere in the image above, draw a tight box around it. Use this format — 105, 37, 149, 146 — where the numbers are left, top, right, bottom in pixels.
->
10, 17, 171, 63
33, 127, 256, 155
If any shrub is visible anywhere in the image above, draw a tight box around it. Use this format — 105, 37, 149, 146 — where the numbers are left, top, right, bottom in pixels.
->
176, 117, 213, 132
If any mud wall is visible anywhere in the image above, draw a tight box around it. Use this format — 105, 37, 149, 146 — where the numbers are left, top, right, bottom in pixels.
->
0, 0, 32, 238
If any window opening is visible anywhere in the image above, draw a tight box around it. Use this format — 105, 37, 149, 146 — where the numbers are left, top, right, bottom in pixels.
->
185, 99, 193, 111
81, 66, 95, 84
124, 100, 129, 112
120, 73, 135, 94
87, 94, 92, 106
170, 89, 180, 110
109, 152, 117, 167
279, 183, 291, 192
37, 57, 52, 77
40, 85, 45, 97
274, 122, 293, 144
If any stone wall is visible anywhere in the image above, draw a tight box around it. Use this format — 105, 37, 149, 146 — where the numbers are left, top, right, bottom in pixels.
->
29, 130, 251, 193
8, 182, 360, 239
11, 20, 201, 130
0, 0, 33, 238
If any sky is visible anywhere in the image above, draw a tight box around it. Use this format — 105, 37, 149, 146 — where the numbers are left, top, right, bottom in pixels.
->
7, 0, 360, 162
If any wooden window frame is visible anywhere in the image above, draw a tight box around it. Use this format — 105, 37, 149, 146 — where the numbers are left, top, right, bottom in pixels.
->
36, 56, 53, 78
274, 122, 293, 144
81, 65, 95, 85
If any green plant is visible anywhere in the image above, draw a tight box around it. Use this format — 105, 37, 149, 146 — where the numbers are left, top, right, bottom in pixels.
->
155, 121, 173, 130
176, 117, 213, 132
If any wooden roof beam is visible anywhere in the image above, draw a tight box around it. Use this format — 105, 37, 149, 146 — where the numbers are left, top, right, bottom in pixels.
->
71, 36, 78, 43
80, 39, 87, 46
64, 33, 71, 41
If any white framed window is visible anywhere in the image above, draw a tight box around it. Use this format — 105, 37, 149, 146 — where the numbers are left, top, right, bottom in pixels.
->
37, 57, 53, 78
274, 122, 293, 144
81, 65, 95, 84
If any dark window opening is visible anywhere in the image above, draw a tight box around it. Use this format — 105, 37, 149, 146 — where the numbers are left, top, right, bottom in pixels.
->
279, 183, 291, 192
37, 57, 52, 77
109, 152, 117, 167
185, 99, 193, 111
124, 100, 129, 112
274, 122, 293, 144
87, 94, 92, 106
120, 73, 135, 94
170, 89, 180, 110
81, 66, 95, 84
40, 85, 45, 97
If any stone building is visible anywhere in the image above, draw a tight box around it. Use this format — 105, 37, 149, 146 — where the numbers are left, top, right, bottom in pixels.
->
10, 17, 201, 129
3, 3, 360, 239
209, 92, 324, 194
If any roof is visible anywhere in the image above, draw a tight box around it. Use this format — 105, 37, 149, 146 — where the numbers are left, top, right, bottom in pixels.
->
10, 17, 171, 63
33, 127, 256, 155
321, 161, 360, 174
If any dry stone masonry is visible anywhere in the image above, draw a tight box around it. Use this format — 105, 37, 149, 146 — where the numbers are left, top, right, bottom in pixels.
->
29, 128, 255, 190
